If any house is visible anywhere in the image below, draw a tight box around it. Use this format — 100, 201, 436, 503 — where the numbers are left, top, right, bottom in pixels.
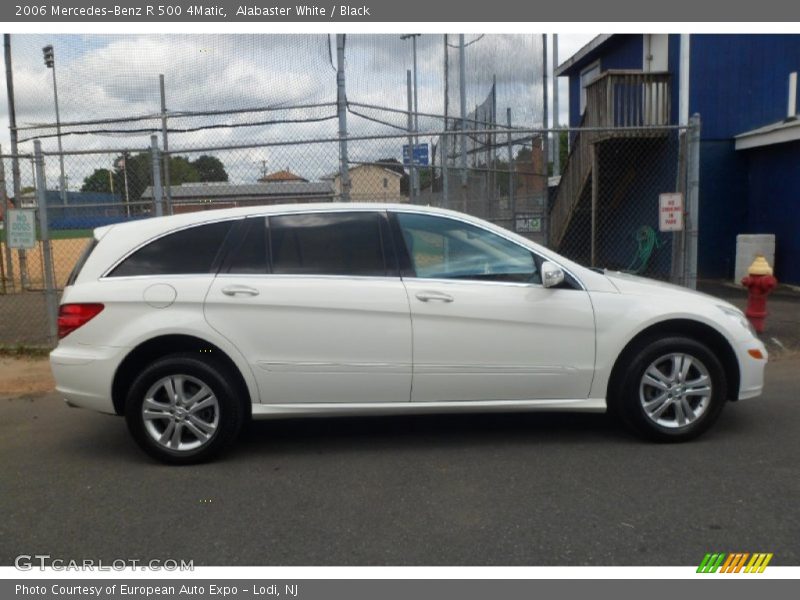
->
556, 34, 800, 284
141, 180, 335, 214
329, 163, 405, 203
257, 169, 308, 183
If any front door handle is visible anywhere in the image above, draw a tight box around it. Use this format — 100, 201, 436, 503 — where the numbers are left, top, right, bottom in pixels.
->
415, 291, 454, 303
222, 285, 260, 297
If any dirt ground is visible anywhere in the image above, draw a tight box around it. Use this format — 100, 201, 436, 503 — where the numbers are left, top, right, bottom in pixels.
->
4, 237, 88, 289
0, 357, 55, 397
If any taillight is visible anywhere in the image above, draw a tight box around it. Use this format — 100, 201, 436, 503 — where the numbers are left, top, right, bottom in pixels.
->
58, 303, 104, 339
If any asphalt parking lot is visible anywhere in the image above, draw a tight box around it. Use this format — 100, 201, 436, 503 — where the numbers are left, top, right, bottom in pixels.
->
1, 357, 798, 567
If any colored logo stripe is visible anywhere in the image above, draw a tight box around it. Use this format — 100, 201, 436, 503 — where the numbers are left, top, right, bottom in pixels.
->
745, 553, 773, 573
697, 553, 773, 573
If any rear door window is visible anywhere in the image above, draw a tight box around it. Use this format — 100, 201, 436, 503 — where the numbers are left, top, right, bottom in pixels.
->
108, 220, 234, 277
224, 217, 268, 274
268, 212, 389, 276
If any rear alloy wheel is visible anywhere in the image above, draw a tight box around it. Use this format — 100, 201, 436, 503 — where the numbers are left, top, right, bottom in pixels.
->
125, 354, 245, 464
616, 337, 727, 441
141, 375, 220, 453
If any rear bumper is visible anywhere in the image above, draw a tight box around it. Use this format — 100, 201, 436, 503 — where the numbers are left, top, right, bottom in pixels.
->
50, 345, 124, 414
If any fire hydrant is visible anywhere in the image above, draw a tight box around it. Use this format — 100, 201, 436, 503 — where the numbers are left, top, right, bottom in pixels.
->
741, 255, 778, 334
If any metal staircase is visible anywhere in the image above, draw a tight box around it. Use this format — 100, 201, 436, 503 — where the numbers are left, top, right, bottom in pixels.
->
549, 71, 671, 249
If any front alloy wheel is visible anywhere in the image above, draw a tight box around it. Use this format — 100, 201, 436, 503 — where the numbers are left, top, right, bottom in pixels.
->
639, 353, 712, 429
615, 336, 727, 441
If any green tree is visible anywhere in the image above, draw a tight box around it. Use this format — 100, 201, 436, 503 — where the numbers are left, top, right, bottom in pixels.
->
192, 155, 228, 182
80, 152, 230, 204
81, 169, 114, 193
168, 156, 199, 186
547, 129, 570, 176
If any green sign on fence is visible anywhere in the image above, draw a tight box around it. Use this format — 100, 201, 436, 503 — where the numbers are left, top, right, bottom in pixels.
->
7, 209, 36, 249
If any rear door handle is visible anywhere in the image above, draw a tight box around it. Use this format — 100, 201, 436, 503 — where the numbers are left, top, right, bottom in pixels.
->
415, 291, 454, 303
222, 285, 260, 297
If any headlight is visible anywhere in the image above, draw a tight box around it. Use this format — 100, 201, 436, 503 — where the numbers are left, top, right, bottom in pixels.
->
717, 305, 757, 337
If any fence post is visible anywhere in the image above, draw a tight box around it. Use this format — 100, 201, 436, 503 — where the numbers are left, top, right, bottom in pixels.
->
590, 142, 598, 267
506, 108, 515, 223
336, 34, 350, 202
671, 129, 688, 285
442, 131, 450, 209
33, 140, 59, 345
0, 146, 16, 292
458, 34, 468, 188
685, 114, 701, 289
150, 135, 164, 217
406, 70, 416, 203
159, 74, 173, 215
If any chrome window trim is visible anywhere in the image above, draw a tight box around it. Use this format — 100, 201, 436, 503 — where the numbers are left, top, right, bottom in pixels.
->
98, 207, 586, 291
213, 273, 403, 283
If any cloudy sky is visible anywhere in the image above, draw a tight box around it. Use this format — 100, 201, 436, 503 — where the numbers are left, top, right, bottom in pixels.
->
1, 33, 594, 189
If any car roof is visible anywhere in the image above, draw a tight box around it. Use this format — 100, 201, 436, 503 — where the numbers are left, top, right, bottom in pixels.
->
94, 202, 456, 239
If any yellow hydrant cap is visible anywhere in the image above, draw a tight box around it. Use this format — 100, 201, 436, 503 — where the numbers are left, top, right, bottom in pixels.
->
748, 255, 774, 276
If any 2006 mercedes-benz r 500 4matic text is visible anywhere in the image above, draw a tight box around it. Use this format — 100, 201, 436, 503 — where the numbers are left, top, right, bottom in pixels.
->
51, 204, 767, 463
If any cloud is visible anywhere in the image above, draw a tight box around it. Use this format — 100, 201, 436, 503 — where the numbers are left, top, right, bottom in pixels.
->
1, 33, 594, 192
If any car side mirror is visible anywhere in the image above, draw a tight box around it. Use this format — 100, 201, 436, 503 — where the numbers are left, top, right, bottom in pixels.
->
541, 261, 565, 288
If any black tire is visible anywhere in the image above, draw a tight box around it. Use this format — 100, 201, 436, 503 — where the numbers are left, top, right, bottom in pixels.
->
124, 353, 246, 464
611, 336, 728, 442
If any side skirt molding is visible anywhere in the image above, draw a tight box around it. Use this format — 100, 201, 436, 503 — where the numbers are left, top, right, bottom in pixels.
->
251, 398, 606, 419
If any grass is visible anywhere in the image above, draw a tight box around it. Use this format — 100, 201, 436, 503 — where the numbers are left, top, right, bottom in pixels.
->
1, 228, 92, 242
0, 345, 52, 358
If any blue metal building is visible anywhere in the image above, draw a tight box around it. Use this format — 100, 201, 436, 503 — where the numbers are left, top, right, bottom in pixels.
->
556, 34, 800, 284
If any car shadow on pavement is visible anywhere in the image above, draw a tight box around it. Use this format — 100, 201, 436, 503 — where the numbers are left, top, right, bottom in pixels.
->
233, 411, 635, 457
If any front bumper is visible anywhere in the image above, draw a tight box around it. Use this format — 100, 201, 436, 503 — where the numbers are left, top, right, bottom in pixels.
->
735, 337, 768, 400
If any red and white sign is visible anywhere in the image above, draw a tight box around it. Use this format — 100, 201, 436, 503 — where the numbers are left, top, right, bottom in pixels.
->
659, 193, 684, 232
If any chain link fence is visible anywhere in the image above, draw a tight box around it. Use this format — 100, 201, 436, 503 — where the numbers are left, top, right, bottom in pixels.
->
1, 119, 698, 348
0, 31, 698, 348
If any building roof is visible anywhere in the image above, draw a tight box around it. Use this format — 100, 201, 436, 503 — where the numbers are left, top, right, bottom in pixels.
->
325, 164, 405, 180
258, 169, 307, 183
734, 117, 800, 150
141, 181, 333, 199
555, 34, 613, 77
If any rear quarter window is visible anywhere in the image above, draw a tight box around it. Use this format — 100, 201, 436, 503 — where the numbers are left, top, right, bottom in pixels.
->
66, 237, 98, 286
108, 221, 234, 277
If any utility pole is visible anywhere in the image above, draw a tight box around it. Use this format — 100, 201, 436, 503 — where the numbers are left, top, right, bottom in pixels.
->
336, 34, 350, 201
42, 44, 68, 206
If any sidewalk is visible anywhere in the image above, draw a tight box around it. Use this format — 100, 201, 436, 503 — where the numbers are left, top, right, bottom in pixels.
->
698, 279, 800, 355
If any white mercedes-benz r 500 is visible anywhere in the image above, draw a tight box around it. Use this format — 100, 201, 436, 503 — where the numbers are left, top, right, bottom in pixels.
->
50, 204, 767, 463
